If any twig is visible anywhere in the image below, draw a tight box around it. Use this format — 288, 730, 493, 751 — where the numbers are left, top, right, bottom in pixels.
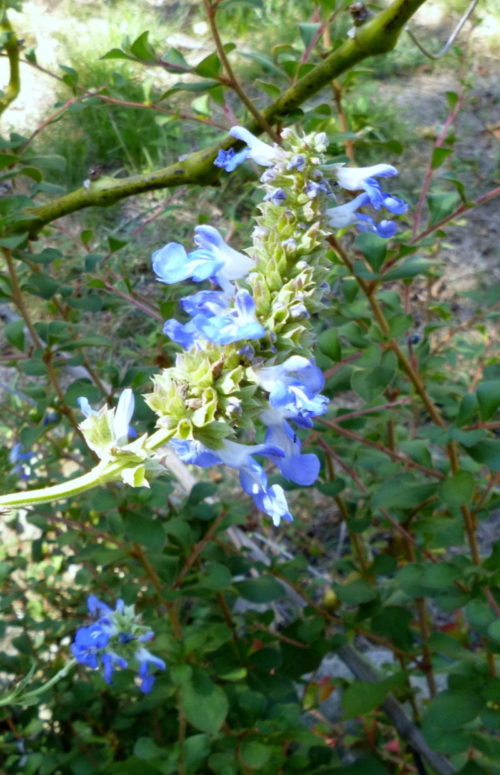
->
412, 92, 465, 237
203, 0, 279, 142
406, 0, 479, 60
411, 186, 500, 245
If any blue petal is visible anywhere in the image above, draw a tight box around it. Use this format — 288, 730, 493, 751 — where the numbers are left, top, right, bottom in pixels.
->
180, 289, 228, 316
162, 318, 199, 349
169, 438, 222, 467
214, 147, 250, 172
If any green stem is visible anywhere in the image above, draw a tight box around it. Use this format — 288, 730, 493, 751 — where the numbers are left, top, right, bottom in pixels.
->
0, 428, 174, 509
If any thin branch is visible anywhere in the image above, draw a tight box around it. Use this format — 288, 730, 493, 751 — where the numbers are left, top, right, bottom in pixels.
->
412, 92, 465, 237
406, 0, 479, 60
411, 186, 500, 244
203, 0, 279, 141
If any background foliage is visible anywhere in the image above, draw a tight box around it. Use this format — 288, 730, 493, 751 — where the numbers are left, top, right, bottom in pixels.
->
0, 0, 499, 773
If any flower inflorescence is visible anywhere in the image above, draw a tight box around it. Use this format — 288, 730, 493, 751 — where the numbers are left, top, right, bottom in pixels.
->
71, 596, 166, 693
78, 125, 407, 526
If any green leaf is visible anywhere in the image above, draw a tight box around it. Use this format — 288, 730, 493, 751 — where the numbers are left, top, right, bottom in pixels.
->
342, 674, 403, 719
476, 380, 500, 421
5, 319, 25, 351
439, 471, 475, 508
235, 576, 285, 603
383, 257, 434, 281
194, 51, 222, 78
299, 23, 321, 50
431, 147, 453, 169
318, 328, 341, 361
350, 351, 397, 402
133, 737, 166, 760
101, 47, 136, 61
130, 31, 155, 61
372, 475, 436, 511
466, 440, 500, 471
24, 273, 59, 299
122, 513, 165, 549
487, 620, 500, 642
423, 688, 484, 730
29, 247, 63, 265
240, 50, 284, 77
456, 393, 478, 426
184, 734, 211, 773
0, 153, 19, 170
159, 47, 191, 72
240, 741, 271, 768
445, 91, 459, 109
335, 579, 377, 605
164, 79, 221, 95
22, 154, 66, 173
355, 232, 387, 272
107, 236, 128, 253
0, 232, 28, 248
427, 191, 460, 225
180, 671, 228, 734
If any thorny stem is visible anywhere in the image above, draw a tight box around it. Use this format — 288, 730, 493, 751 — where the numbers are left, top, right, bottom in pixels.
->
203, 0, 279, 142
2, 0, 428, 235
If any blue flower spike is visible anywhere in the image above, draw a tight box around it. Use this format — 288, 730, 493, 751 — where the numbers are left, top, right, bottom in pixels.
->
71, 596, 165, 694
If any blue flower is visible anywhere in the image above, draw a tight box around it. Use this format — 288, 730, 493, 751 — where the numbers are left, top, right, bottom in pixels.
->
102, 652, 128, 685
153, 226, 254, 295
262, 417, 320, 486
71, 596, 165, 693
263, 188, 287, 205
169, 437, 293, 526
326, 193, 398, 238
229, 126, 284, 167
194, 289, 266, 346
287, 154, 306, 171
71, 623, 110, 669
333, 163, 408, 214
162, 318, 200, 350
163, 289, 265, 349
214, 147, 250, 172
256, 356, 328, 427
8, 443, 32, 480
180, 289, 228, 317
135, 647, 167, 694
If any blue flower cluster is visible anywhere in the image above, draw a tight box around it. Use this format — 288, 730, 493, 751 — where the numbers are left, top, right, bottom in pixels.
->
216, 127, 407, 238
71, 596, 166, 693
147, 126, 408, 526
170, 355, 328, 526
153, 224, 264, 349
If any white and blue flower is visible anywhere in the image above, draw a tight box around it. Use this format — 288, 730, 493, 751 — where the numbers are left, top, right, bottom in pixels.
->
255, 356, 329, 427
153, 225, 253, 295
326, 193, 398, 238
